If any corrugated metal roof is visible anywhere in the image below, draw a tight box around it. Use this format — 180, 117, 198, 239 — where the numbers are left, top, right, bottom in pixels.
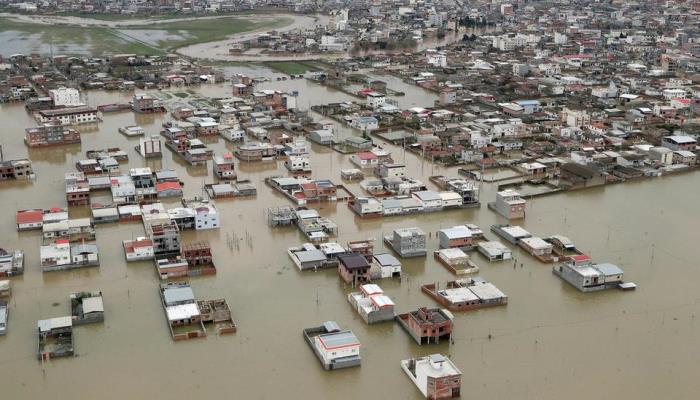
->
318, 330, 360, 349
82, 296, 104, 314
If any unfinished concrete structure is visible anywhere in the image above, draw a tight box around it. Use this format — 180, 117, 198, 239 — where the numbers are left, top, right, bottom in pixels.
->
37, 317, 74, 360
384, 227, 427, 258
396, 308, 453, 345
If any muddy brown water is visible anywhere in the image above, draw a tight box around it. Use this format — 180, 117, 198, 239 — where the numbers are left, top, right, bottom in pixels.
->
0, 76, 699, 399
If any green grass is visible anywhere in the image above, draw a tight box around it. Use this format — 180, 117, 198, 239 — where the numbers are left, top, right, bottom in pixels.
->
263, 61, 320, 75
0, 15, 293, 56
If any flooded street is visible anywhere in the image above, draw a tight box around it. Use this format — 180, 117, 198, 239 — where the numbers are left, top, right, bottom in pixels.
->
1, 72, 699, 400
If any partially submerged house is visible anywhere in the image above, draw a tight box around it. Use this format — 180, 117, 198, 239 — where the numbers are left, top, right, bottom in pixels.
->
396, 308, 453, 345
196, 299, 237, 334
37, 317, 74, 360
490, 224, 531, 244
338, 253, 371, 287
303, 321, 361, 370
159, 282, 236, 340
401, 354, 462, 399
0, 249, 24, 277
0, 300, 7, 335
159, 282, 206, 341
370, 253, 402, 279
70, 291, 104, 325
488, 189, 526, 219
553, 258, 631, 292
123, 237, 154, 262
438, 225, 477, 250
421, 278, 508, 312
434, 248, 479, 275
347, 284, 395, 324
288, 243, 344, 271
518, 236, 555, 262
0, 280, 10, 298
384, 227, 427, 258
40, 240, 99, 272
477, 241, 512, 261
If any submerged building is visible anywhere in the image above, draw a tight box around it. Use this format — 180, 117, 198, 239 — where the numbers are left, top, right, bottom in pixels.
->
303, 321, 361, 370
401, 354, 462, 399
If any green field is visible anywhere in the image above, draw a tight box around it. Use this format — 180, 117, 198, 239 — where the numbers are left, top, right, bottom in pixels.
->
263, 61, 320, 75
0, 15, 292, 56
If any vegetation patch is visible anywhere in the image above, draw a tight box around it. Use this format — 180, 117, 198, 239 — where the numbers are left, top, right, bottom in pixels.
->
263, 61, 320, 75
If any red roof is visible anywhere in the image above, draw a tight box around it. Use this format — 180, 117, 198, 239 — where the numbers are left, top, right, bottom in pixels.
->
156, 181, 182, 191
672, 98, 691, 105
16, 209, 43, 224
355, 151, 378, 160
572, 255, 590, 262
563, 54, 593, 59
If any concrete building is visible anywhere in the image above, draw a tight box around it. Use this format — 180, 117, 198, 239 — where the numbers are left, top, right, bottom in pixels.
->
553, 258, 626, 292
24, 124, 81, 147
37, 317, 74, 360
370, 253, 402, 279
661, 135, 697, 151
366, 92, 386, 109
137, 136, 162, 158
49, 87, 81, 107
123, 238, 154, 261
422, 278, 508, 312
477, 241, 512, 261
490, 190, 526, 219
384, 228, 427, 257
396, 308, 453, 345
347, 284, 395, 324
37, 106, 98, 125
338, 253, 371, 286
438, 226, 474, 250
400, 354, 462, 399
377, 163, 406, 179
145, 219, 181, 256
303, 321, 361, 370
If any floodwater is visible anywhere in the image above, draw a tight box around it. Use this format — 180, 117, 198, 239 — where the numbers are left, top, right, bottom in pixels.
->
1, 71, 700, 400
183, 26, 496, 62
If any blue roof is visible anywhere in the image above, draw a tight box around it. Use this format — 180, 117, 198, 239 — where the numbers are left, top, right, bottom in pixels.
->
516, 100, 541, 105
595, 263, 624, 276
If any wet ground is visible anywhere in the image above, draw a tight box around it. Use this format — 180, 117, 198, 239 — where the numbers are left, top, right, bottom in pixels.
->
0, 67, 699, 400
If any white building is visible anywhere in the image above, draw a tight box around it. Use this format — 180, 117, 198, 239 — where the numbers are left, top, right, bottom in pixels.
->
351, 116, 379, 131
313, 328, 361, 366
138, 136, 162, 158
189, 202, 220, 230
285, 156, 312, 173
426, 50, 447, 68
123, 237, 154, 262
366, 92, 386, 109
49, 87, 81, 107
491, 190, 526, 219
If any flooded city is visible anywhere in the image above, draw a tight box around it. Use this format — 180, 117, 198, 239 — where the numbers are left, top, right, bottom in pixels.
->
1, 1, 700, 399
